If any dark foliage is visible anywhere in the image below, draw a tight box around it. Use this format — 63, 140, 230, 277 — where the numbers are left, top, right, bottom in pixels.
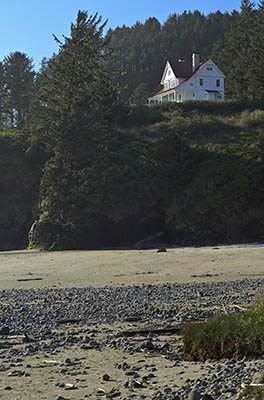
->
107, 10, 239, 101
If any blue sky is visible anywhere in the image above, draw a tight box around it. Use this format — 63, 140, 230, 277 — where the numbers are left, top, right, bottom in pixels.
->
0, 0, 241, 70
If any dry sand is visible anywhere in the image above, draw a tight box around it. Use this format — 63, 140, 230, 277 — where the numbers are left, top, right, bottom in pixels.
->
0, 244, 264, 290
0, 244, 264, 399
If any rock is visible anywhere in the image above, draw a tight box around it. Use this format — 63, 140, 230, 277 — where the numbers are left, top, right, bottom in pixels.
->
141, 340, 155, 351
124, 378, 144, 389
7, 370, 24, 377
134, 232, 166, 250
223, 387, 237, 395
252, 371, 264, 383
103, 373, 110, 381
0, 326, 9, 335
157, 248, 167, 253
201, 395, 215, 400
188, 390, 202, 400
131, 380, 144, 388
97, 388, 106, 395
4, 386, 12, 390
106, 392, 121, 399
147, 373, 155, 379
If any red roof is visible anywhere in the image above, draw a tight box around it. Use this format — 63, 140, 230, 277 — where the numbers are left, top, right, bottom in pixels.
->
151, 60, 207, 97
169, 60, 193, 78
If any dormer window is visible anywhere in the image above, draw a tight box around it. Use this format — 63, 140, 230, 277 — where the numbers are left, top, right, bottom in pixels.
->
200, 78, 203, 86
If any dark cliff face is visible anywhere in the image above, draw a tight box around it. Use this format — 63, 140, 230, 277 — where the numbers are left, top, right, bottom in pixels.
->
0, 133, 42, 250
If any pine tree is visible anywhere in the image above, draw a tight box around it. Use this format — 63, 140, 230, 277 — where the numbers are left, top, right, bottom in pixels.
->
246, 0, 264, 99
2, 52, 35, 128
33, 10, 123, 244
36, 10, 119, 158
211, 0, 256, 99
0, 62, 4, 130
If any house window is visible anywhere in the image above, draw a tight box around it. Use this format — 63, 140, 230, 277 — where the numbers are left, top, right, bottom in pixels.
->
178, 94, 182, 102
216, 79, 220, 87
200, 78, 203, 86
168, 69, 171, 76
207, 67, 213, 71
164, 81, 169, 90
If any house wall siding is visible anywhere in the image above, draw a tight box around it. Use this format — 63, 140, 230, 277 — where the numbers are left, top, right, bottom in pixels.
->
149, 58, 225, 104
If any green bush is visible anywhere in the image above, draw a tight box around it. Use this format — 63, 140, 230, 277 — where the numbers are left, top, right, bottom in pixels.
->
183, 298, 264, 361
125, 104, 165, 126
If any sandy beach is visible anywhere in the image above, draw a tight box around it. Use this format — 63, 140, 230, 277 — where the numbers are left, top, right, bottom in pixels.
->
0, 244, 264, 400
0, 244, 264, 290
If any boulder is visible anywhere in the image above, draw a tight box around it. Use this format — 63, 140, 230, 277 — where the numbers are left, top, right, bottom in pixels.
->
134, 232, 167, 250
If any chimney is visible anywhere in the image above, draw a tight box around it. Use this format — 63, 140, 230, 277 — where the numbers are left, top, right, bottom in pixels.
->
192, 53, 200, 72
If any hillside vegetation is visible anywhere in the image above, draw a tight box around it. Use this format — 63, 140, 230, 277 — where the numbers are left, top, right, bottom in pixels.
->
2, 100, 264, 250
0, 131, 43, 250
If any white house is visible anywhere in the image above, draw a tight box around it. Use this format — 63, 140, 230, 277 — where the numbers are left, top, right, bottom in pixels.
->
148, 53, 225, 104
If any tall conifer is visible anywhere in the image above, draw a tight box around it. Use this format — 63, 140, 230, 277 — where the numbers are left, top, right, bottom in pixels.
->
38, 10, 119, 158
2, 52, 35, 128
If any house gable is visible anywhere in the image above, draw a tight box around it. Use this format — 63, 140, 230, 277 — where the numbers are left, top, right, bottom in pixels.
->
161, 61, 175, 84
161, 60, 190, 91
197, 60, 225, 79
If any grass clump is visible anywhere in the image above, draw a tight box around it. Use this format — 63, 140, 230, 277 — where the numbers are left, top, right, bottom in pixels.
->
183, 298, 264, 361
237, 385, 264, 400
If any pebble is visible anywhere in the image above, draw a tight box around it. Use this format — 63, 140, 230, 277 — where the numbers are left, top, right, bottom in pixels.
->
252, 371, 264, 383
188, 392, 202, 400
0, 278, 263, 399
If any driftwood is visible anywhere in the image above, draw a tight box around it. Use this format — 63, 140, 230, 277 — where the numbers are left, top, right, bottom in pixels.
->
124, 316, 143, 322
119, 325, 181, 337
17, 278, 43, 282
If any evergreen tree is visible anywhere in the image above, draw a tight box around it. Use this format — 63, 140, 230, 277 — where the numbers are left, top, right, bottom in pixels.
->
36, 10, 119, 157
129, 82, 149, 105
246, 0, 264, 99
33, 10, 123, 242
211, 0, 256, 99
0, 62, 4, 130
2, 52, 35, 128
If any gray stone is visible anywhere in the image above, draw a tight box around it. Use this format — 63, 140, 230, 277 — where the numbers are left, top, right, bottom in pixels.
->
188, 390, 202, 400
252, 371, 264, 383
0, 326, 10, 335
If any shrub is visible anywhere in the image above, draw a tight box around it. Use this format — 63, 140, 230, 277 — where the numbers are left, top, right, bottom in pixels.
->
183, 298, 264, 361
